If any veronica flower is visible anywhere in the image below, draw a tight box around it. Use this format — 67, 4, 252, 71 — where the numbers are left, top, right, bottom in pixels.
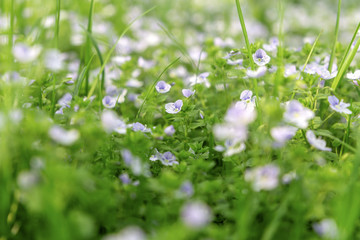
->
149, 149, 178, 166
132, 122, 151, 132
253, 49, 270, 66
13, 43, 41, 63
165, 100, 183, 114
284, 65, 298, 77
58, 93, 72, 108
223, 50, 241, 59
101, 110, 127, 134
155, 81, 171, 93
227, 59, 243, 66
182, 89, 195, 98
282, 171, 297, 184
245, 164, 280, 191
44, 49, 66, 72
271, 126, 298, 147
313, 219, 338, 240
223, 139, 246, 157
121, 149, 145, 176
238, 90, 256, 112
164, 125, 175, 136
181, 202, 212, 228
138, 57, 155, 69
283, 100, 315, 129
328, 95, 352, 114
306, 130, 331, 151
49, 126, 79, 146
102, 96, 116, 109
103, 226, 146, 240
178, 181, 194, 197
246, 66, 267, 78
188, 72, 211, 88
346, 70, 360, 80
119, 173, 131, 185
319, 69, 337, 80
263, 37, 279, 52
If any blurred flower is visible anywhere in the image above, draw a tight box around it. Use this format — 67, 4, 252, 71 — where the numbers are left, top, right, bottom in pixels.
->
188, 72, 211, 88
283, 100, 314, 129
178, 181, 194, 197
138, 57, 155, 69
245, 164, 280, 191
155, 81, 171, 93
263, 37, 279, 52
181, 201, 212, 228
164, 125, 175, 136
17, 171, 40, 189
119, 173, 131, 185
12, 43, 41, 63
282, 171, 297, 184
182, 89, 195, 98
306, 130, 331, 152
121, 149, 146, 176
271, 126, 297, 147
58, 93, 72, 107
246, 66, 267, 78
102, 226, 146, 240
284, 65, 298, 77
313, 219, 338, 239
49, 126, 79, 146
165, 100, 183, 114
149, 149, 178, 166
253, 48, 270, 66
101, 110, 127, 134
132, 122, 151, 133
44, 49, 66, 72
328, 95, 352, 114
237, 89, 256, 112
346, 70, 360, 80
102, 96, 116, 109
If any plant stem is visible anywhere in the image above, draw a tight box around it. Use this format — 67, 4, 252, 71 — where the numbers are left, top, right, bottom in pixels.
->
55, 0, 61, 49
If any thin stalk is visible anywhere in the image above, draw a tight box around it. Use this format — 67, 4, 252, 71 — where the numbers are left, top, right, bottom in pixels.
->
235, 0, 259, 107
291, 31, 322, 99
84, 0, 95, 95
87, 6, 156, 99
328, 0, 341, 72
55, 0, 61, 49
274, 0, 285, 97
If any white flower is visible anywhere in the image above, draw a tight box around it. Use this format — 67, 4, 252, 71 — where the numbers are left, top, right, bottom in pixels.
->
101, 110, 127, 134
253, 48, 270, 66
181, 201, 212, 228
283, 100, 314, 129
13, 43, 41, 63
346, 70, 360, 80
245, 164, 280, 191
49, 126, 79, 145
306, 130, 331, 152
155, 81, 171, 93
165, 100, 183, 114
246, 66, 267, 78
44, 49, 66, 72
313, 219, 338, 239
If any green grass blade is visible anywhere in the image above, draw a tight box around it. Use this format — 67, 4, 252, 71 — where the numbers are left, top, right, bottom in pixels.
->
331, 38, 360, 91
136, 57, 181, 120
337, 22, 360, 73
73, 55, 95, 97
55, 0, 61, 49
87, 6, 156, 99
84, 0, 95, 95
328, 0, 341, 72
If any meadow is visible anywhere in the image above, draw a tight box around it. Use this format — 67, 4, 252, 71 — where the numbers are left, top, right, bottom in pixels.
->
1, 0, 360, 239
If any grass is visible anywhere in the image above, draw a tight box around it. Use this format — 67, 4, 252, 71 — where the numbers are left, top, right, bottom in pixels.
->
2, 0, 360, 239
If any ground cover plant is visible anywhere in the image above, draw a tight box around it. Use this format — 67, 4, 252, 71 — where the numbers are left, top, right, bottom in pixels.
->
1, 0, 360, 239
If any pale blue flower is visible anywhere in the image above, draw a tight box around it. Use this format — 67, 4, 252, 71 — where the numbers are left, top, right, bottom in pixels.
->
246, 66, 267, 78
283, 100, 314, 129
313, 219, 338, 239
182, 89, 195, 98
49, 126, 79, 146
263, 37, 279, 52
119, 173, 131, 184
284, 65, 298, 77
306, 130, 331, 152
132, 122, 151, 132
101, 111, 127, 134
155, 81, 171, 93
164, 125, 175, 136
165, 100, 183, 114
161, 151, 179, 166
13, 43, 41, 63
245, 164, 280, 191
346, 70, 360, 80
102, 96, 116, 108
253, 49, 270, 66
328, 95, 352, 114
179, 181, 194, 197
181, 201, 212, 228
271, 126, 298, 147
